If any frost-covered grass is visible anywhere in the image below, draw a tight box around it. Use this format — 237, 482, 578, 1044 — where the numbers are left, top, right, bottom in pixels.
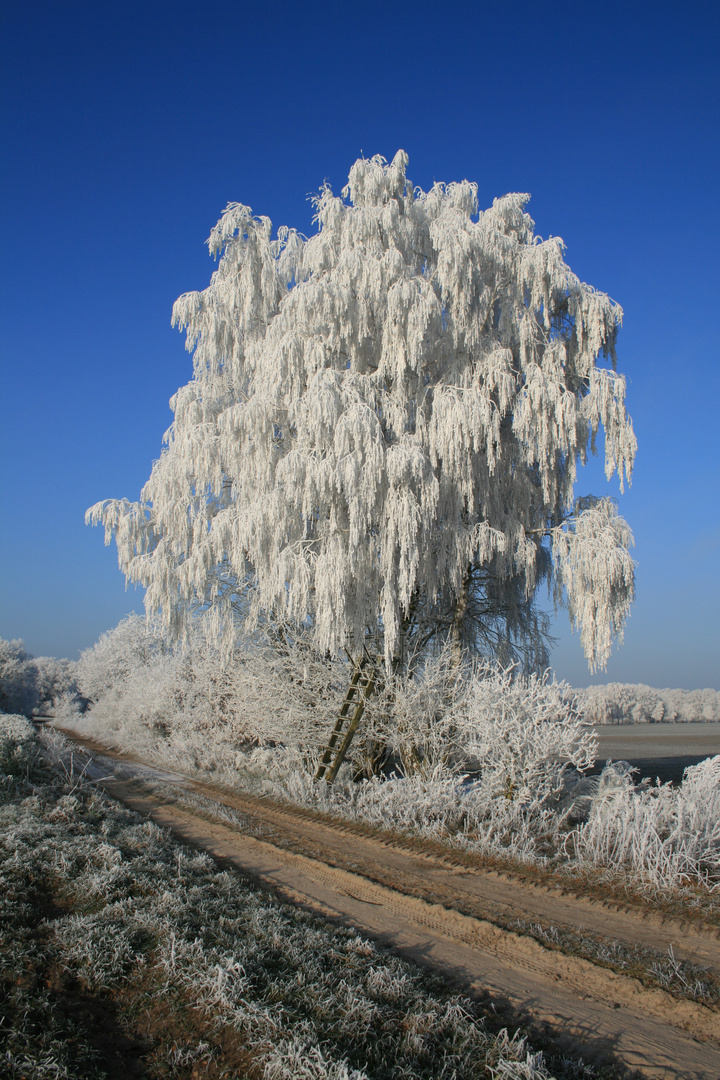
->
2, 712, 599, 1080
568, 756, 720, 893
507, 918, 719, 1005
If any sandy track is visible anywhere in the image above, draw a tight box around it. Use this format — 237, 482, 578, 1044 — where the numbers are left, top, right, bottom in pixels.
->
56, 729, 720, 1079
180, 777, 720, 970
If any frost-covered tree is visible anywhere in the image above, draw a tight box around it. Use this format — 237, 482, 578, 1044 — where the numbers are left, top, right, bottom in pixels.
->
0, 638, 76, 716
88, 151, 635, 671
573, 683, 720, 725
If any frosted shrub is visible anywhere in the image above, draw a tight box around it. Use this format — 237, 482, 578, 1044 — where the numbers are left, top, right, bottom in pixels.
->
279, 658, 598, 863
68, 616, 251, 765
355, 652, 594, 785
452, 668, 597, 858
64, 616, 352, 786
461, 665, 596, 804
573, 756, 720, 891
0, 639, 38, 715
0, 712, 38, 776
74, 614, 163, 702
0, 638, 76, 716
349, 772, 469, 840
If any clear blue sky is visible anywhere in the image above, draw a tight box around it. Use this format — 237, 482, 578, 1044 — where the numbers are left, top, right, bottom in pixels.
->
1, 0, 718, 689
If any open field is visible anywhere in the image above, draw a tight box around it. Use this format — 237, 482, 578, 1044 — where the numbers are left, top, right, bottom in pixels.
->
50, 725, 720, 1079
591, 723, 720, 786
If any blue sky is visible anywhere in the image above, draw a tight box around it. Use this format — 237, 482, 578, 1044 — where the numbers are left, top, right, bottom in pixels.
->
1, 0, 718, 688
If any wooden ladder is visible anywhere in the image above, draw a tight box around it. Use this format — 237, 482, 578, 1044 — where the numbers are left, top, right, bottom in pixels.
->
314, 651, 378, 784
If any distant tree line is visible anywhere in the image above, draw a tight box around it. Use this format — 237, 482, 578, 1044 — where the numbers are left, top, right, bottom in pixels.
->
573, 683, 720, 725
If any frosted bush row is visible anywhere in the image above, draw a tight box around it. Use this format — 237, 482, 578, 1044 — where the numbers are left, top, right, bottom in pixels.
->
52, 617, 720, 897
573, 683, 720, 724
5, 627, 717, 731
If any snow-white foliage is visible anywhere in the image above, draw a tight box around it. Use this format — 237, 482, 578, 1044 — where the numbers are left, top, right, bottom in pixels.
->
549, 500, 634, 671
573, 683, 720, 724
88, 151, 635, 670
574, 756, 720, 891
66, 616, 348, 773
0, 712, 38, 775
0, 638, 76, 716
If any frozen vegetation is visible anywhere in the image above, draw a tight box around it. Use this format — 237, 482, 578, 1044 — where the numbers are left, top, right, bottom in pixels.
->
89, 152, 636, 675
1, 621, 718, 903
37, 618, 720, 901
2, 161, 717, 1080
0, 638, 76, 717
572, 683, 720, 724
2, 712, 583, 1079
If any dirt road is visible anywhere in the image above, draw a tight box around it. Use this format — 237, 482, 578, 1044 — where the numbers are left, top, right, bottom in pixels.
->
54, 728, 720, 1079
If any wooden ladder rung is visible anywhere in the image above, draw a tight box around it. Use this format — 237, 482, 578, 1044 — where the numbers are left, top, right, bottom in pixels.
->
315, 654, 378, 784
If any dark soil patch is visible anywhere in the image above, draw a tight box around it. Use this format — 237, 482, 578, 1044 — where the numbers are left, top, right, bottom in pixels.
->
109, 967, 258, 1079
2, 947, 258, 1080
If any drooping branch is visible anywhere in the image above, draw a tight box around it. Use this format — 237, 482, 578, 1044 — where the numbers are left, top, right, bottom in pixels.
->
550, 497, 636, 672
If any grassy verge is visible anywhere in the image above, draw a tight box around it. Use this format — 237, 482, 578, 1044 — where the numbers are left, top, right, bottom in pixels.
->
2, 717, 621, 1080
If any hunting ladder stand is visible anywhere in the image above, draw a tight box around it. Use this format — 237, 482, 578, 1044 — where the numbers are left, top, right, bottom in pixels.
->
314, 648, 379, 785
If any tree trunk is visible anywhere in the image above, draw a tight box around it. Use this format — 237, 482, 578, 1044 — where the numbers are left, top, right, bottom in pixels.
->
450, 567, 472, 667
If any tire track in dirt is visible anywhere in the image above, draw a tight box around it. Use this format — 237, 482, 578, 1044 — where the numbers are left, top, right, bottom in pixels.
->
56, 730, 720, 1079
181, 777, 720, 971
